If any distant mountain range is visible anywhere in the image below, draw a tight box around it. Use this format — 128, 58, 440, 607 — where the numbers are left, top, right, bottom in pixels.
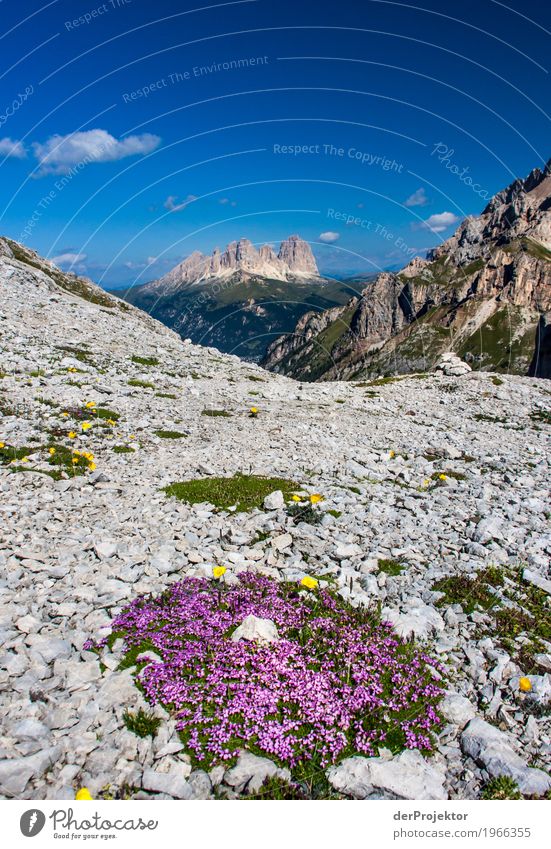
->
123, 236, 365, 361
262, 160, 551, 381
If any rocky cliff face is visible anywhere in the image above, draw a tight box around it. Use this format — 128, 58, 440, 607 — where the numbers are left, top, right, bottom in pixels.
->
263, 160, 551, 380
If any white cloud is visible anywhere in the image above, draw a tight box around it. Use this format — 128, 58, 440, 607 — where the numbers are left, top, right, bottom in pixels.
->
218, 197, 237, 207
164, 194, 197, 212
124, 256, 160, 270
52, 252, 87, 268
420, 212, 459, 233
32, 129, 161, 175
319, 231, 340, 243
405, 187, 428, 207
0, 137, 26, 158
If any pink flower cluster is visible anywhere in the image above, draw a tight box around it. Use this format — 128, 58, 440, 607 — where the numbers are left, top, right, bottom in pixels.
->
92, 574, 443, 769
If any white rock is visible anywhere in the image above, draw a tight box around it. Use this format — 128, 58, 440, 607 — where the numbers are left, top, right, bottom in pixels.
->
461, 717, 551, 796
231, 615, 279, 644
94, 541, 118, 559
327, 750, 447, 800
474, 516, 503, 544
335, 543, 362, 560
12, 719, 49, 740
439, 692, 477, 728
263, 490, 285, 510
523, 568, 551, 596
0, 746, 61, 796
224, 751, 291, 794
382, 600, 445, 639
26, 635, 72, 663
271, 533, 292, 551
142, 767, 192, 799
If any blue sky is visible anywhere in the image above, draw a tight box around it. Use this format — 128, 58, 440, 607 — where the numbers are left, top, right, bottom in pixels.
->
0, 0, 549, 286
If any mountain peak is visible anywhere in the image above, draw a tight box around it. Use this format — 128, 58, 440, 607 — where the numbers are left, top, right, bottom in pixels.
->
146, 235, 321, 293
277, 235, 318, 275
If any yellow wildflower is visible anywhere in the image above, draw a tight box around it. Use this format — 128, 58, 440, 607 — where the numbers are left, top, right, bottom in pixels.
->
309, 494, 323, 504
67, 367, 77, 373
0, 442, 4, 449
250, 407, 258, 414
68, 431, 76, 439
213, 565, 226, 579
81, 422, 92, 432
106, 419, 116, 426
438, 473, 447, 481
422, 478, 430, 488
301, 576, 318, 590
291, 494, 301, 502
129, 434, 136, 440
72, 457, 79, 465
20, 456, 29, 463
389, 450, 396, 459
85, 401, 96, 409
61, 412, 69, 418
519, 677, 532, 693
88, 462, 97, 471
75, 788, 93, 801
48, 447, 56, 456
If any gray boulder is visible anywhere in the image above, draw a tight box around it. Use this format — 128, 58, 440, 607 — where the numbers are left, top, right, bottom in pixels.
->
327, 750, 447, 800
224, 751, 291, 794
461, 717, 551, 796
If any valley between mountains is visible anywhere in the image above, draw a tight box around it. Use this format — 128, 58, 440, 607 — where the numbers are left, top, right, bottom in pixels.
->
0, 233, 550, 801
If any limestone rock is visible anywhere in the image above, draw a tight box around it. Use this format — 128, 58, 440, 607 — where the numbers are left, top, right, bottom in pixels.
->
327, 750, 447, 800
461, 717, 551, 796
231, 615, 279, 644
224, 751, 291, 794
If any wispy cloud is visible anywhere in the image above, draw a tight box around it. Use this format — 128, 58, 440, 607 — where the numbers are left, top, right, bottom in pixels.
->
218, 197, 237, 207
52, 252, 87, 268
33, 129, 161, 175
0, 137, 26, 158
417, 212, 460, 233
319, 231, 340, 242
405, 187, 428, 207
164, 194, 197, 212
124, 256, 160, 270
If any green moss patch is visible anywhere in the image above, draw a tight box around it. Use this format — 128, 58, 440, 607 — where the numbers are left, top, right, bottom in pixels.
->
0, 444, 35, 465
131, 355, 159, 366
163, 474, 298, 512
202, 409, 231, 417
474, 413, 507, 424
433, 566, 504, 614
430, 470, 466, 481
154, 430, 187, 439
530, 410, 550, 425
377, 559, 404, 576
128, 379, 155, 389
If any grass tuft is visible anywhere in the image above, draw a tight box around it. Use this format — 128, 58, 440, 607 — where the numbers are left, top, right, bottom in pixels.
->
202, 409, 231, 417
123, 708, 161, 739
154, 430, 187, 439
131, 355, 159, 366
